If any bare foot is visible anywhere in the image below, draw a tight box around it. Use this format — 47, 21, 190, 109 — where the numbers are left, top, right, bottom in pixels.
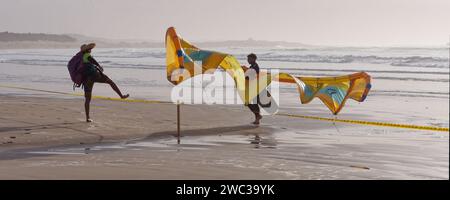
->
86, 119, 93, 123
252, 114, 262, 125
121, 94, 130, 99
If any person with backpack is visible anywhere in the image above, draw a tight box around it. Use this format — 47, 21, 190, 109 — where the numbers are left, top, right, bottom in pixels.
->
76, 43, 129, 122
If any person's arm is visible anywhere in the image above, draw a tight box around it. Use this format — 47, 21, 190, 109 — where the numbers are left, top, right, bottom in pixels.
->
88, 56, 103, 72
254, 64, 260, 74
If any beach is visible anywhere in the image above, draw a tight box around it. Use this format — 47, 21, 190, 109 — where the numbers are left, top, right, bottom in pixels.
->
0, 93, 448, 179
0, 47, 448, 180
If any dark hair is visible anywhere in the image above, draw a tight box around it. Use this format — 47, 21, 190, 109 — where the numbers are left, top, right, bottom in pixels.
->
247, 53, 257, 59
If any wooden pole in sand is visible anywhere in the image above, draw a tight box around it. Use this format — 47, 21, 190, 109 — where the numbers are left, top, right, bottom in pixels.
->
177, 102, 181, 144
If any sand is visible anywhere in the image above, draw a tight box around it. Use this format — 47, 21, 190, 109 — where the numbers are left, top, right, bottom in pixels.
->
0, 94, 448, 180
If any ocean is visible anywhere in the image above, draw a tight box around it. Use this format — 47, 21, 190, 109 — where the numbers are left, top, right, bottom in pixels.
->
0, 46, 448, 100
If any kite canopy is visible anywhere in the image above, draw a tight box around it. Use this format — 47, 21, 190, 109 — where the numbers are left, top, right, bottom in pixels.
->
165, 27, 371, 115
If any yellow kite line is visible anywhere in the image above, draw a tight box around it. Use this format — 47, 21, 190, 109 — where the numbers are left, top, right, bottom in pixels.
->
0, 84, 168, 104
276, 113, 449, 132
0, 84, 448, 133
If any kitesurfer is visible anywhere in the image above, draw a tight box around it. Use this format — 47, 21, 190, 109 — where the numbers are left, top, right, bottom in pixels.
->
246, 53, 263, 125
80, 43, 129, 122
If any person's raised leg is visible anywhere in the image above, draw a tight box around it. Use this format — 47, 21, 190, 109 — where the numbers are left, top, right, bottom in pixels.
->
106, 78, 129, 99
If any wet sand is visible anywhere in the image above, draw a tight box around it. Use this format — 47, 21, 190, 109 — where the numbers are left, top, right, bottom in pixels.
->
0, 94, 448, 180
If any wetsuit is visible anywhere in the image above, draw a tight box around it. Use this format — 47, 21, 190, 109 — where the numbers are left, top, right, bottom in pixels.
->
82, 52, 111, 93
247, 62, 260, 114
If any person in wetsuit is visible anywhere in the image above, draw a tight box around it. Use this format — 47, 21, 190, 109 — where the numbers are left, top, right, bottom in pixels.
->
246, 53, 263, 125
80, 43, 129, 122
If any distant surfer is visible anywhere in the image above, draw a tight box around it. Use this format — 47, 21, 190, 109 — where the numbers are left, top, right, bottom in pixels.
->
80, 43, 129, 122
246, 53, 263, 125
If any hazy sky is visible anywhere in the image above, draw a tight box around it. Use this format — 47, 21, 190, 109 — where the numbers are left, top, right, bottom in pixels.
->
1, 0, 449, 46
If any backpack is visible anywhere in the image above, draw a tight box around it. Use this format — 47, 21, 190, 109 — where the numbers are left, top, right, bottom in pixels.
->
67, 51, 86, 89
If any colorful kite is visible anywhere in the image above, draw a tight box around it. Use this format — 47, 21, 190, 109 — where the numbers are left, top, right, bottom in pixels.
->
166, 27, 371, 115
